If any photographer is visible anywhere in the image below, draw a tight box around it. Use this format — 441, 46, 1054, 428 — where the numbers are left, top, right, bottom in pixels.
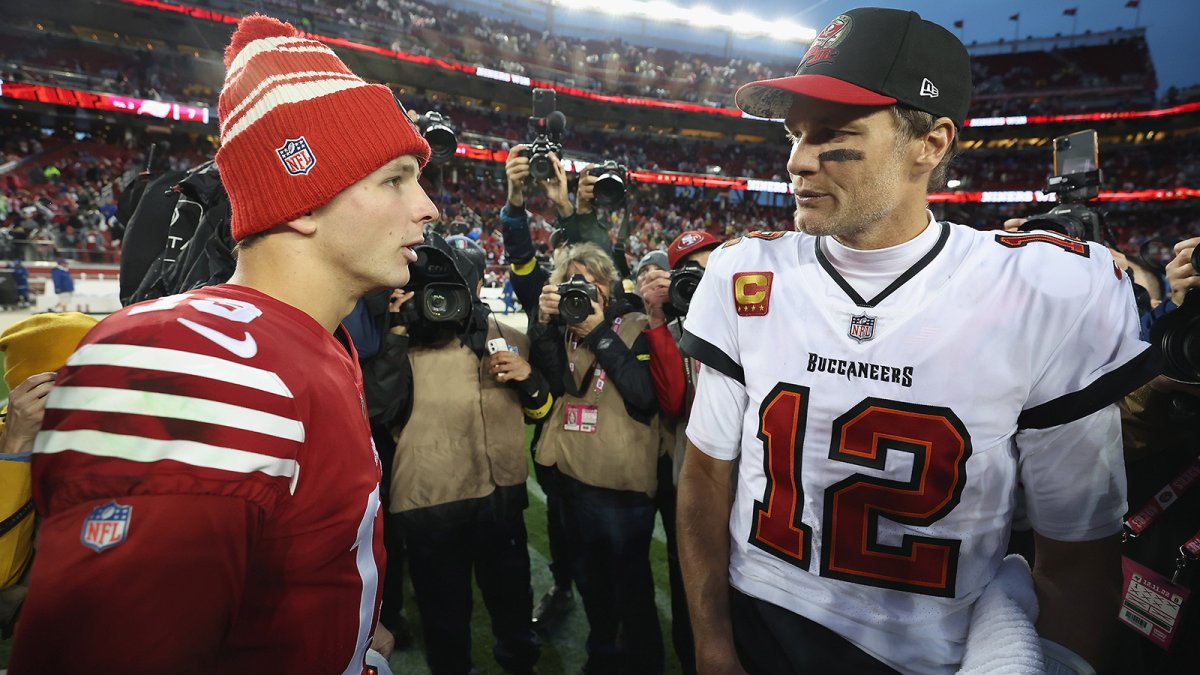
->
500, 144, 606, 627
1111, 235, 1199, 673
501, 146, 609, 316
1140, 236, 1200, 338
369, 235, 549, 675
634, 231, 721, 675
529, 242, 664, 675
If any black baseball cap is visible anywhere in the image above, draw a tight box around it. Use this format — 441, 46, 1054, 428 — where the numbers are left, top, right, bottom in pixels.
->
734, 8, 972, 127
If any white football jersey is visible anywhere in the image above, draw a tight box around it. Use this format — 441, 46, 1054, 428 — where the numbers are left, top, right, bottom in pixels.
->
683, 222, 1153, 674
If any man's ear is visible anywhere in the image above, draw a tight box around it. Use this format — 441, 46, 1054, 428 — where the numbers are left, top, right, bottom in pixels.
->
914, 117, 956, 174
284, 211, 319, 235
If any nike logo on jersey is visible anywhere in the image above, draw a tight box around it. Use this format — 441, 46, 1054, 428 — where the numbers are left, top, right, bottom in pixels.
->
177, 317, 258, 359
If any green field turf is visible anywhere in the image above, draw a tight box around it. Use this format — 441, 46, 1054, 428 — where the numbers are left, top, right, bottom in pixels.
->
0, 425, 687, 674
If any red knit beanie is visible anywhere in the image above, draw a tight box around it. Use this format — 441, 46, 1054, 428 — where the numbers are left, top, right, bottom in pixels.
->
215, 14, 431, 241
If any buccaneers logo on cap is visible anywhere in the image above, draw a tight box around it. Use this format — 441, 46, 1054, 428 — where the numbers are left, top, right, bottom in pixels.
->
276, 136, 317, 176
799, 14, 853, 69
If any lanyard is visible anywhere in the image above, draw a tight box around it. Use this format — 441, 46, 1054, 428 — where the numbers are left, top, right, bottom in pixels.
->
1171, 528, 1200, 584
568, 316, 623, 399
1121, 455, 1200, 583
1124, 456, 1200, 537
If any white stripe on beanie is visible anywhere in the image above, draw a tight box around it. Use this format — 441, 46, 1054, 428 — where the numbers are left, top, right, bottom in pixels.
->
226, 35, 328, 80
222, 70, 362, 133
227, 46, 343, 89
222, 78, 370, 143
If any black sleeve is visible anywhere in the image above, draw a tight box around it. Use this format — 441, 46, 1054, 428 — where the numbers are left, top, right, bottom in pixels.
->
511, 366, 552, 421
511, 263, 549, 322
362, 331, 414, 432
583, 324, 658, 424
527, 320, 568, 399
500, 203, 537, 266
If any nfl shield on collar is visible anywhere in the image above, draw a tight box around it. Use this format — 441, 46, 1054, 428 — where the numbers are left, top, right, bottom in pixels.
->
734, 7, 972, 127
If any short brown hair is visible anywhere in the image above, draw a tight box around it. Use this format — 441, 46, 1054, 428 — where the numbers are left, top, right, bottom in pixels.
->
890, 106, 958, 192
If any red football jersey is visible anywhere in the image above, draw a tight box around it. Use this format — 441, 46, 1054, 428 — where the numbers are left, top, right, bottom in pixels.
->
11, 285, 385, 675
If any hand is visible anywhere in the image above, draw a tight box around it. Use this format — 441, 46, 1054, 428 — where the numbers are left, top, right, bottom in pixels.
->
538, 283, 560, 324
1003, 217, 1027, 232
388, 289, 415, 336
545, 152, 572, 217
489, 350, 532, 383
370, 621, 395, 659
576, 163, 597, 215
505, 144, 530, 208
638, 268, 671, 316
1166, 236, 1199, 308
567, 298, 605, 339
1, 372, 57, 454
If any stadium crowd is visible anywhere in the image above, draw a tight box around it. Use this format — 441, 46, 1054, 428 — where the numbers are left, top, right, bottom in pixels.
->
5, 0, 1190, 116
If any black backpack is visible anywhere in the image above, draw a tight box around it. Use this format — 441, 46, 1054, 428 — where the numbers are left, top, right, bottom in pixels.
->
118, 161, 236, 306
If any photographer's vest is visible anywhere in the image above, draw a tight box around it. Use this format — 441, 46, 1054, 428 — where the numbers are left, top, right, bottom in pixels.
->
537, 311, 660, 497
390, 324, 529, 513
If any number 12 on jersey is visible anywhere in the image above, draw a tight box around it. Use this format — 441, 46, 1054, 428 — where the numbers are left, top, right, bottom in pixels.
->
750, 383, 972, 598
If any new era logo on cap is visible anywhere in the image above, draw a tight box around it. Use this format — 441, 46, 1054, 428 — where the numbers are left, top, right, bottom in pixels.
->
920, 78, 939, 98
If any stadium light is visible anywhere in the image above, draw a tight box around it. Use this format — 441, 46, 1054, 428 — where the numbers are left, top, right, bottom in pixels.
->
552, 0, 814, 41
689, 7, 724, 28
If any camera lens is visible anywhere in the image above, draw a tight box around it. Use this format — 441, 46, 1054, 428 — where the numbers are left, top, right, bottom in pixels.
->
529, 154, 553, 181
593, 173, 626, 207
428, 291, 448, 316
559, 294, 587, 324
424, 125, 457, 164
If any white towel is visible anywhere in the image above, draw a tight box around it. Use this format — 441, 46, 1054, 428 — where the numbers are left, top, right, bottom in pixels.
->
958, 554, 1044, 674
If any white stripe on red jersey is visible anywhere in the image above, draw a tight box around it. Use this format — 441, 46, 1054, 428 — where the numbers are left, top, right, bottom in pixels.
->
34, 428, 300, 491
47, 385, 306, 442
67, 343, 294, 397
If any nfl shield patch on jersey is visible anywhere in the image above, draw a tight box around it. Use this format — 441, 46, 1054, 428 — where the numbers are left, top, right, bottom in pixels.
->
848, 313, 876, 342
276, 136, 317, 176
81, 501, 133, 553
733, 272, 773, 317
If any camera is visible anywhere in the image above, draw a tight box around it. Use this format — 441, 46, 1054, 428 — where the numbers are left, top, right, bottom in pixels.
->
519, 88, 566, 182
416, 111, 457, 165
556, 274, 598, 325
1152, 288, 1200, 385
392, 237, 473, 327
587, 160, 628, 207
665, 261, 704, 318
1019, 130, 1113, 246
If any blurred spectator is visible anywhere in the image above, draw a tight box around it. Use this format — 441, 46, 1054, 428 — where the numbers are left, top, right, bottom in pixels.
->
50, 258, 74, 312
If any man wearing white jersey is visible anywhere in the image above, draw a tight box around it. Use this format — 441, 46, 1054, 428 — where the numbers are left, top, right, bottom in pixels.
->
676, 7, 1155, 675
11, 14, 437, 675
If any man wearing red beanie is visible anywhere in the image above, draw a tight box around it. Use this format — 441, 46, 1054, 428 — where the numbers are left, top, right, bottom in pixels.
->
11, 13, 436, 675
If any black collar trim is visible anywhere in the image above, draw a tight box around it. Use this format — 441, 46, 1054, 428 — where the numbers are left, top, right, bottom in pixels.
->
815, 222, 950, 308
